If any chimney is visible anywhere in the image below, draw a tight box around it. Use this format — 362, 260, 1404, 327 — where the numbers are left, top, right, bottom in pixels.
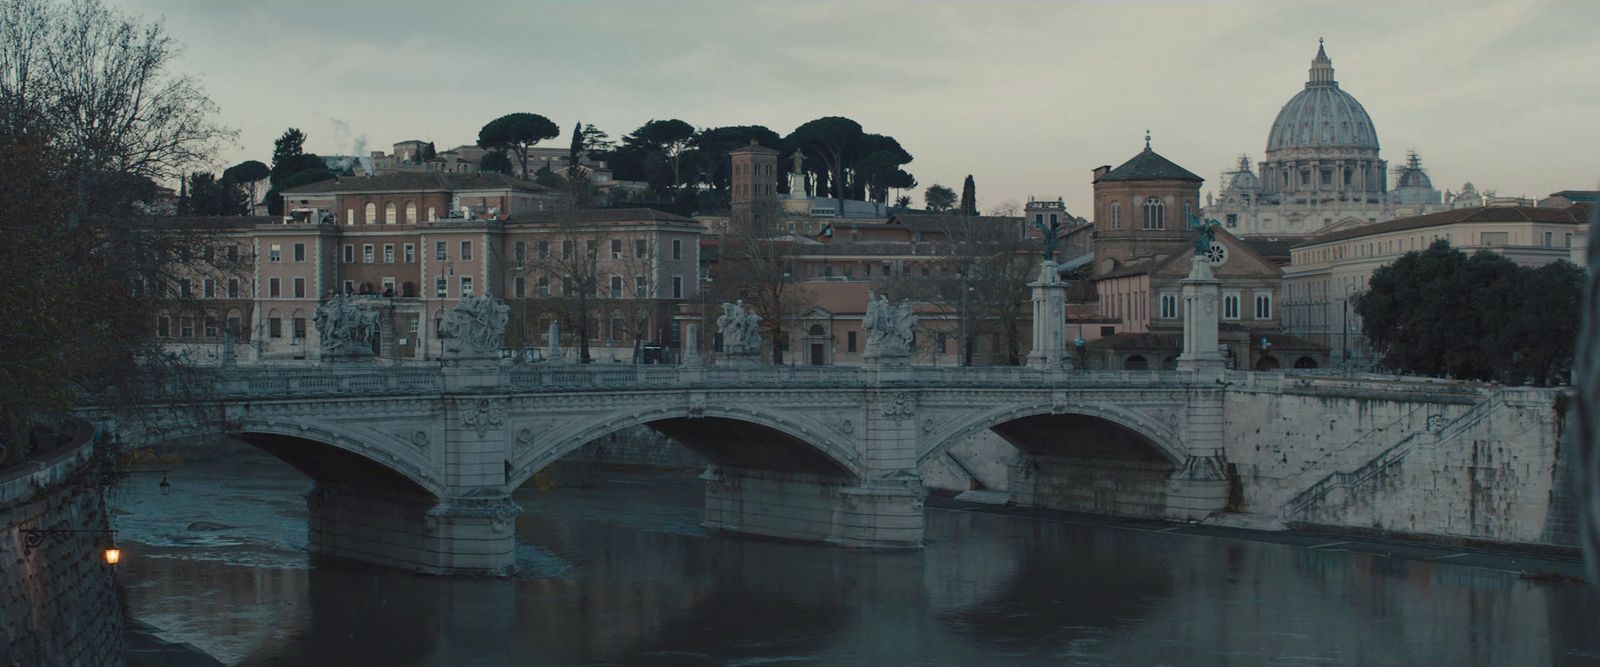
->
1092, 165, 1111, 182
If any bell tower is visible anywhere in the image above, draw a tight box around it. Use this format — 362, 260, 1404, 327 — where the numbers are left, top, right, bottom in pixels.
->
730, 139, 779, 235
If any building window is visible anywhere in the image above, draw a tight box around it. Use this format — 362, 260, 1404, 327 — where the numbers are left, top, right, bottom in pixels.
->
1543, 231, 1554, 247
634, 275, 647, 297
1225, 213, 1238, 228
1111, 201, 1122, 229
203, 278, 215, 298
672, 239, 683, 260
537, 276, 550, 297
384, 244, 395, 263
268, 278, 280, 298
204, 317, 218, 338
268, 317, 282, 339
293, 317, 307, 340
847, 330, 857, 353
461, 241, 472, 261
672, 276, 683, 299
610, 275, 623, 299
514, 276, 526, 298
405, 202, 417, 224
384, 202, 397, 224
1254, 293, 1272, 319
611, 239, 623, 259
562, 240, 573, 259
460, 276, 473, 297
364, 203, 377, 224
226, 244, 239, 263
435, 276, 447, 297
363, 244, 375, 263
515, 241, 526, 265
343, 280, 354, 295
1480, 232, 1509, 246
1142, 198, 1164, 230
435, 241, 447, 261
345, 208, 354, 225
404, 244, 415, 263
227, 278, 239, 299
293, 243, 306, 262
343, 244, 354, 263
157, 316, 170, 337
293, 277, 305, 298
269, 243, 281, 262
1160, 293, 1177, 319
1223, 293, 1240, 320
635, 239, 647, 258
538, 241, 550, 259
1183, 201, 1192, 220
427, 206, 437, 222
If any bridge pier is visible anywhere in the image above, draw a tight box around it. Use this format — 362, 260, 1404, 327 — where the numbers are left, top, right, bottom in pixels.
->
307, 483, 519, 576
701, 467, 924, 547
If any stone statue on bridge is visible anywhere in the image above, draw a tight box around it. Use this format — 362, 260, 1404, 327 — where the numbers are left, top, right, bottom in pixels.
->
441, 295, 510, 357
314, 297, 380, 358
863, 291, 916, 358
716, 301, 762, 356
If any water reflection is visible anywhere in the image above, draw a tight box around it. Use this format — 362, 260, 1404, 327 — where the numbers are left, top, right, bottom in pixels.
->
115, 448, 1600, 666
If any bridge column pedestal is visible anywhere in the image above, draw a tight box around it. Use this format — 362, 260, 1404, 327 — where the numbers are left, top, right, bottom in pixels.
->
308, 483, 519, 576
701, 467, 924, 547
1165, 455, 1230, 520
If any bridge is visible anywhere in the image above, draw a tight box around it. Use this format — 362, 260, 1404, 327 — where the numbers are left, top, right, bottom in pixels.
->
85, 360, 1568, 576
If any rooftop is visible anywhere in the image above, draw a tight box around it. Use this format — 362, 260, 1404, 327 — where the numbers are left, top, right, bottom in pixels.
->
281, 171, 553, 195
1096, 144, 1204, 183
1294, 203, 1593, 248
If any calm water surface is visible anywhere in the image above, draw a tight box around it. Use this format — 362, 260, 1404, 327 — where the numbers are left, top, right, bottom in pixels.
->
112, 447, 1600, 666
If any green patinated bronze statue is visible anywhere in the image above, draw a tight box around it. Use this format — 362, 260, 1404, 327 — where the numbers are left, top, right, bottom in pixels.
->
1188, 214, 1220, 256
1035, 218, 1062, 261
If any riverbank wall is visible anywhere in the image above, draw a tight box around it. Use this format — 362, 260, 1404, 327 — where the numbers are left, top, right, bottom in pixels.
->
0, 421, 126, 666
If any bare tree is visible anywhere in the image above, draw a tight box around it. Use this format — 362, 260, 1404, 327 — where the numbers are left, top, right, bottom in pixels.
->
712, 201, 813, 363
915, 206, 1039, 366
0, 0, 236, 462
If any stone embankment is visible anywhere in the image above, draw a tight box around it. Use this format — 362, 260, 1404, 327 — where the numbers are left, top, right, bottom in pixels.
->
0, 420, 125, 666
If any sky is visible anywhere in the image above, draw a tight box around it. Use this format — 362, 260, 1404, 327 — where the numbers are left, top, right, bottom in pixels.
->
121, 0, 1600, 214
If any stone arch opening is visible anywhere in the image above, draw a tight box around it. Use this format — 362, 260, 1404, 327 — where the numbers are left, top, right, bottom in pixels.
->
509, 408, 863, 492
1294, 356, 1318, 369
924, 406, 1183, 519
133, 426, 438, 501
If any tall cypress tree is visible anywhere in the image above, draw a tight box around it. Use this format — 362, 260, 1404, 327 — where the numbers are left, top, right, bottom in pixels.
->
960, 174, 977, 215
568, 121, 583, 167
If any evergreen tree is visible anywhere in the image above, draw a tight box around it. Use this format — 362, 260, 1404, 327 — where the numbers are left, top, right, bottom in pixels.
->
960, 175, 977, 215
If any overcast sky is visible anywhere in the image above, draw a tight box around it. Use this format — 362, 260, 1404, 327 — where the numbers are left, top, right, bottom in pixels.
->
123, 0, 1600, 214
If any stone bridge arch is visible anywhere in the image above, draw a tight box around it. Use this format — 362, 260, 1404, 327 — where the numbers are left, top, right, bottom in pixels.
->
508, 402, 865, 490
102, 413, 443, 499
918, 401, 1188, 468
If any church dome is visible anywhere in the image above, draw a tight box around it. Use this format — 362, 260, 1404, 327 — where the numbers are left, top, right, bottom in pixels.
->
1223, 156, 1261, 193
1265, 41, 1380, 154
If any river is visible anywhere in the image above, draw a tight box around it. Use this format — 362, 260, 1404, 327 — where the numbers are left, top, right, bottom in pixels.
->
111, 445, 1600, 666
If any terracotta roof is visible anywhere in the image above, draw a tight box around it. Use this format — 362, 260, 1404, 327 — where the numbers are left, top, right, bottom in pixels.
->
729, 140, 779, 155
506, 208, 697, 224
281, 171, 553, 195
1294, 204, 1593, 248
1097, 148, 1204, 183
887, 213, 1024, 233
173, 215, 278, 230
1096, 261, 1155, 280
1241, 237, 1307, 260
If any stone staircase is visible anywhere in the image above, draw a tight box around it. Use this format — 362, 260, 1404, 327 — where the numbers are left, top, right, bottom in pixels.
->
1283, 392, 1506, 520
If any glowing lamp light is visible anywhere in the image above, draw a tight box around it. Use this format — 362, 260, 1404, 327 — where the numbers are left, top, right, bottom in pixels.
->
103, 547, 122, 565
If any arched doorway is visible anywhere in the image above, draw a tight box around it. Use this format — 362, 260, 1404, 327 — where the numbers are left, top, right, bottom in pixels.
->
1255, 356, 1280, 371
1123, 355, 1148, 370
1294, 356, 1318, 369
806, 324, 828, 366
